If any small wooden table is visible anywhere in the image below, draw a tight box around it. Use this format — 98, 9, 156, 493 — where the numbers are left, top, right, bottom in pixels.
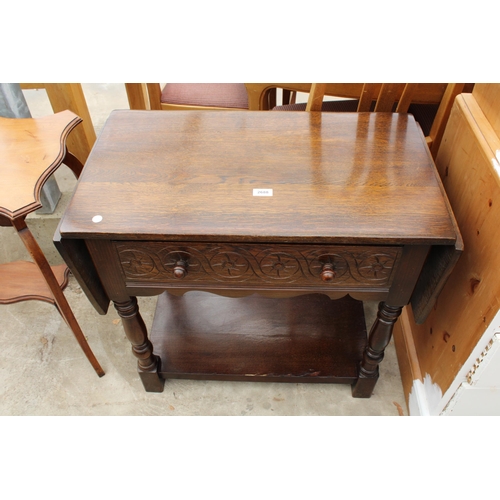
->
0, 111, 103, 377
56, 110, 462, 397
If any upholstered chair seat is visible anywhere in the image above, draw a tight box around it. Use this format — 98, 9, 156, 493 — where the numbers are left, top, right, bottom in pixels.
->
161, 83, 249, 109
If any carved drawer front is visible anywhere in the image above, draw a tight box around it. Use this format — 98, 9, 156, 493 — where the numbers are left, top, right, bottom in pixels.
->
115, 242, 402, 288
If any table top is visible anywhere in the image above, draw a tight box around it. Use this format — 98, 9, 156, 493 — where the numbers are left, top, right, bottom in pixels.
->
59, 110, 459, 246
0, 110, 81, 220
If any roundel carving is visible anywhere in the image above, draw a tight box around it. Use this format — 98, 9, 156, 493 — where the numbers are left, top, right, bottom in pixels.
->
259, 252, 301, 279
356, 254, 395, 281
210, 251, 251, 278
119, 249, 158, 277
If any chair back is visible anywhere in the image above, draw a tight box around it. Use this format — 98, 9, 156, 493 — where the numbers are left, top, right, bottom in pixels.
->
306, 83, 419, 112
245, 83, 450, 110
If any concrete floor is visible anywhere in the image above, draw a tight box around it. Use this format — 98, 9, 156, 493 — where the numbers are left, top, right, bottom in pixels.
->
0, 84, 408, 416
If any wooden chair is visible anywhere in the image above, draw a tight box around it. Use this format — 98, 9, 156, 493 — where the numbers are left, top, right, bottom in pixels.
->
246, 83, 360, 110
245, 83, 454, 110
273, 83, 470, 157
0, 110, 104, 377
125, 83, 251, 111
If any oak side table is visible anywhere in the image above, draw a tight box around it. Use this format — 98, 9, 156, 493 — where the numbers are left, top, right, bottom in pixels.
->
56, 110, 462, 397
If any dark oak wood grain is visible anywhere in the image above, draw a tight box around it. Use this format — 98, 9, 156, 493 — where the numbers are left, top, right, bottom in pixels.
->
151, 292, 367, 383
54, 227, 109, 315
114, 241, 403, 289
56, 110, 462, 396
60, 111, 457, 246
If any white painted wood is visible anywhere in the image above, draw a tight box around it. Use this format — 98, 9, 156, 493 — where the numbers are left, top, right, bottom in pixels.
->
409, 374, 443, 416
469, 333, 500, 387
443, 384, 500, 416
441, 327, 500, 416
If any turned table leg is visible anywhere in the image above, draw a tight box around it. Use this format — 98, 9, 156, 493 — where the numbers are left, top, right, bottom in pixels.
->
351, 301, 402, 398
114, 297, 164, 392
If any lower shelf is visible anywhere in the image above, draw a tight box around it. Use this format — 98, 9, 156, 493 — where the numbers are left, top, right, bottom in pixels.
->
0, 260, 70, 305
150, 291, 367, 384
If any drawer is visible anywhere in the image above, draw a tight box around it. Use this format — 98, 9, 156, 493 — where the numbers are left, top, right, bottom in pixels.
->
114, 242, 402, 289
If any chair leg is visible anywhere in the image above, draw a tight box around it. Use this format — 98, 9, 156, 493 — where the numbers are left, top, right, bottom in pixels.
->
12, 218, 105, 377
267, 88, 277, 109
63, 150, 85, 178
281, 90, 297, 105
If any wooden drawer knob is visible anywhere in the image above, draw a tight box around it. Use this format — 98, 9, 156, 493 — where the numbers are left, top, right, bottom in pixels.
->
320, 263, 336, 282
173, 260, 188, 279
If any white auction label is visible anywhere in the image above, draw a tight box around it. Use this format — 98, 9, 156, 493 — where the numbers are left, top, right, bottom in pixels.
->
253, 188, 273, 197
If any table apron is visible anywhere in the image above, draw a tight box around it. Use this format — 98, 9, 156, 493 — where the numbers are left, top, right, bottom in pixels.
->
113, 241, 403, 290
